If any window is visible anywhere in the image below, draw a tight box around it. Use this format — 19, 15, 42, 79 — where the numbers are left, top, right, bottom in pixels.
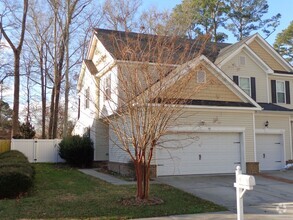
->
104, 75, 111, 101
276, 81, 285, 103
239, 77, 251, 96
239, 56, 246, 66
197, 70, 206, 83
85, 88, 90, 109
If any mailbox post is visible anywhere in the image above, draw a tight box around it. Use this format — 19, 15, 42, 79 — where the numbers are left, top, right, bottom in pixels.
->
234, 166, 256, 220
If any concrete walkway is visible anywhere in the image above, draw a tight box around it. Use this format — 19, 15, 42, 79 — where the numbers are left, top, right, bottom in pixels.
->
135, 211, 291, 220
78, 169, 135, 185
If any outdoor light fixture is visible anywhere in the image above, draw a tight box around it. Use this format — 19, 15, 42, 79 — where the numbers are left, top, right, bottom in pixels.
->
264, 121, 269, 128
200, 120, 205, 126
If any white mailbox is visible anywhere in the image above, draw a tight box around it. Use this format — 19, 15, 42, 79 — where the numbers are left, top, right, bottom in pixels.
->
237, 174, 256, 190
234, 166, 256, 220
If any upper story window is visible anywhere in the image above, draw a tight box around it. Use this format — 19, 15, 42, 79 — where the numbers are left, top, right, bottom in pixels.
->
239, 77, 251, 96
85, 87, 90, 109
271, 80, 290, 104
233, 75, 256, 101
104, 75, 111, 101
197, 70, 206, 83
276, 81, 286, 103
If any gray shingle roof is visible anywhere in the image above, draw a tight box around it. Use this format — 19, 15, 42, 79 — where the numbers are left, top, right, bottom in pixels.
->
94, 28, 231, 64
258, 103, 293, 111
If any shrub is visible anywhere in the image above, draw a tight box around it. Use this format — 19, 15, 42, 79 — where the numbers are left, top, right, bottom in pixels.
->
58, 135, 94, 168
0, 150, 34, 199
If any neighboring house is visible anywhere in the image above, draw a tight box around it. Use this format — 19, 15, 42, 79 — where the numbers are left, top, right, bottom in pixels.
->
73, 29, 293, 176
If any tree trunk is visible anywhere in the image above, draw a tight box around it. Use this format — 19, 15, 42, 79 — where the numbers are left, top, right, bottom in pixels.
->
11, 52, 20, 138
48, 87, 55, 139
63, 38, 70, 138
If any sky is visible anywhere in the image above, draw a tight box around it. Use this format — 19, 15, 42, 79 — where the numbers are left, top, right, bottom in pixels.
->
142, 0, 293, 45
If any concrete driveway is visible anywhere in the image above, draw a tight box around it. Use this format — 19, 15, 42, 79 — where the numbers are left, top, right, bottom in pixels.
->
157, 170, 293, 216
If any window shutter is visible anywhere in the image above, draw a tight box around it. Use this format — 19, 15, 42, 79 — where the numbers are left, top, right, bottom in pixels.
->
286, 81, 291, 104
251, 77, 256, 101
233, 76, 239, 85
271, 80, 276, 103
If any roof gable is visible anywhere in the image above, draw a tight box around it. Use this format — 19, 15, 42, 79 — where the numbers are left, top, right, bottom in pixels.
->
148, 55, 261, 109
246, 34, 293, 72
215, 33, 293, 73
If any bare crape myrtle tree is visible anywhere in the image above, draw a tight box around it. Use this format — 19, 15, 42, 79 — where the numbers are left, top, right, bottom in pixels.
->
94, 31, 212, 200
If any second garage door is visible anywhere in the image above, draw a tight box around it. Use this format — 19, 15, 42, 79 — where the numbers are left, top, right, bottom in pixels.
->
256, 134, 284, 171
156, 132, 241, 176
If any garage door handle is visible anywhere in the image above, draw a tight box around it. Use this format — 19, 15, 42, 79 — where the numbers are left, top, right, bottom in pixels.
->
234, 142, 240, 144
275, 143, 281, 144
234, 162, 241, 164
275, 161, 281, 163
157, 164, 164, 166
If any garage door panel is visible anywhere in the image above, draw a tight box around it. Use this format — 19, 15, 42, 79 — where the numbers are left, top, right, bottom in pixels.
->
256, 134, 284, 171
157, 132, 241, 176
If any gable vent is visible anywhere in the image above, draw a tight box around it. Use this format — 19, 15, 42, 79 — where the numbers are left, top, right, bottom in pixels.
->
197, 70, 206, 83
239, 56, 246, 66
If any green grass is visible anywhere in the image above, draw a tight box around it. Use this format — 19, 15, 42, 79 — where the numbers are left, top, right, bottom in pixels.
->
0, 164, 226, 219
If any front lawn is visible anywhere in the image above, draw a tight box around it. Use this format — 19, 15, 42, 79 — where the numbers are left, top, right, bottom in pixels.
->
0, 164, 226, 219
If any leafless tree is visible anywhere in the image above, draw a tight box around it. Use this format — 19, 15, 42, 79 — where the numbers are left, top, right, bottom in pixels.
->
0, 0, 28, 137
96, 31, 210, 200
102, 0, 142, 31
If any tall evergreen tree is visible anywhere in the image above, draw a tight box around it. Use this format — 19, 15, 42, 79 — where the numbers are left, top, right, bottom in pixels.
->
170, 0, 229, 41
274, 21, 293, 65
227, 0, 281, 40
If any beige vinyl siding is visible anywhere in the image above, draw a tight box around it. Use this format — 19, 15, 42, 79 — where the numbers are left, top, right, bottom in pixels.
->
255, 113, 291, 161
163, 65, 242, 102
166, 109, 255, 162
94, 119, 109, 161
268, 75, 293, 109
249, 40, 286, 71
221, 51, 268, 103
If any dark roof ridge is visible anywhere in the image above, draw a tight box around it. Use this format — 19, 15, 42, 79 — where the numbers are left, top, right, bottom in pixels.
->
93, 28, 231, 48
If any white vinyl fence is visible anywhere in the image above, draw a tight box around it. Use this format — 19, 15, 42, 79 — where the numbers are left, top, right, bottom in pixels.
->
11, 139, 64, 163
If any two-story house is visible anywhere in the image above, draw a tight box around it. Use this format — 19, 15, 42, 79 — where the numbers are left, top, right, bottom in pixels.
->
73, 29, 293, 176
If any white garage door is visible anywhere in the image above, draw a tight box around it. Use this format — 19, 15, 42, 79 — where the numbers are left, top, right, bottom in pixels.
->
156, 132, 241, 176
256, 134, 284, 171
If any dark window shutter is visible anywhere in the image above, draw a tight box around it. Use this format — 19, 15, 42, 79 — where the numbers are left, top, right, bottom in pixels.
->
251, 77, 256, 101
271, 80, 276, 103
233, 76, 239, 85
286, 81, 291, 104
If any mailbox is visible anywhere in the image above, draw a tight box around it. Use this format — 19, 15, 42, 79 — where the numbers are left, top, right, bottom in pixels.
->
236, 174, 255, 190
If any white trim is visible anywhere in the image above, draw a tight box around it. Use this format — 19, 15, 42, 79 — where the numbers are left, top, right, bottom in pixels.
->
217, 44, 273, 74
201, 56, 262, 109
246, 34, 293, 72
167, 126, 246, 133
276, 80, 286, 104
271, 73, 293, 78
242, 46, 273, 73
266, 73, 270, 103
241, 132, 246, 173
289, 119, 293, 159
255, 128, 285, 134
253, 113, 257, 162
239, 76, 251, 97
176, 104, 261, 111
